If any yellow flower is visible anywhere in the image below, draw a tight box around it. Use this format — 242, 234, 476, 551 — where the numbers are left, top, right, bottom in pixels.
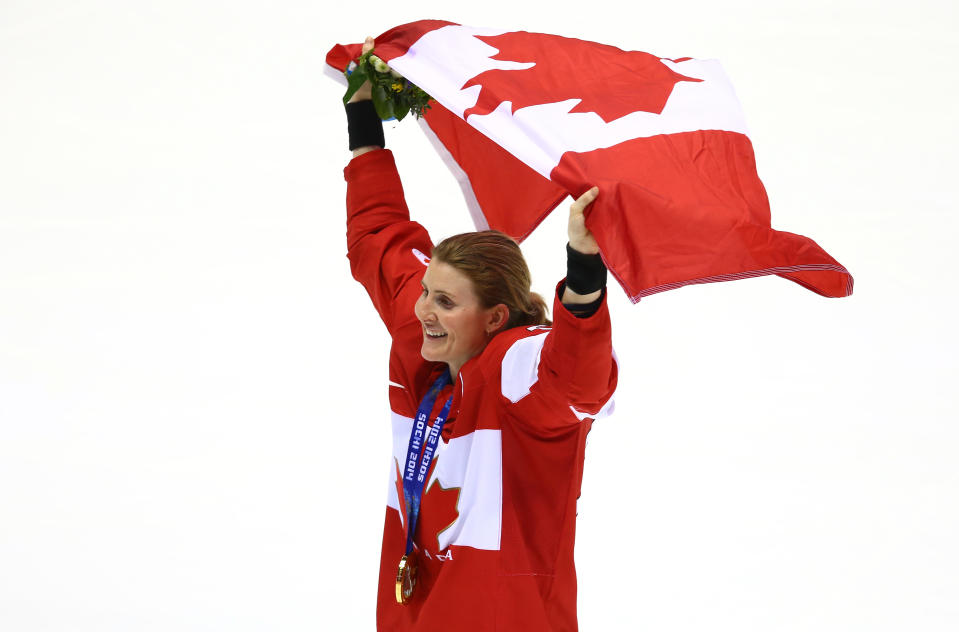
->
391, 82, 403, 92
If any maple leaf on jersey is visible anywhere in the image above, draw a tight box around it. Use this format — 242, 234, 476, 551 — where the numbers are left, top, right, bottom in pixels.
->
394, 455, 462, 555
416, 476, 461, 554
462, 31, 702, 123
394, 458, 408, 530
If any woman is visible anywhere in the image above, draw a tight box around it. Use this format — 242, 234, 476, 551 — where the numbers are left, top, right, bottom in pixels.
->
343, 37, 617, 631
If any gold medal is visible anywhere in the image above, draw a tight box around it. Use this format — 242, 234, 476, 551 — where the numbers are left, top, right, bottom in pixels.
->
395, 553, 417, 604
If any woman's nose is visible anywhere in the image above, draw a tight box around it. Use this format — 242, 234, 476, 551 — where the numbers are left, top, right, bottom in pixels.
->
415, 295, 431, 320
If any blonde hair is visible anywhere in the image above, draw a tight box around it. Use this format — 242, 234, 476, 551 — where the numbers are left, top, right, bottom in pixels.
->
432, 230, 551, 329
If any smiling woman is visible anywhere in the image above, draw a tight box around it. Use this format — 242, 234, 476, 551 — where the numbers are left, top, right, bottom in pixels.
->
342, 35, 617, 632
416, 231, 552, 378
416, 258, 506, 379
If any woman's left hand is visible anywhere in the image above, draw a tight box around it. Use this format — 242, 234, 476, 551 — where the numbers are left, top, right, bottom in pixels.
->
568, 186, 600, 255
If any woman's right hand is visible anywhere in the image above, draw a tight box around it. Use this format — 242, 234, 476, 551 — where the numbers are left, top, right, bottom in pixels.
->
347, 36, 375, 103
568, 186, 600, 256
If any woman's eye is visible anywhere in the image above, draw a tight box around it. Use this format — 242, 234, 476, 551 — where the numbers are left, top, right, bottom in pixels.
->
439, 297, 453, 308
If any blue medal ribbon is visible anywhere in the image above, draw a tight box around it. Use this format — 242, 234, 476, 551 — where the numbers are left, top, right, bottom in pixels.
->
401, 371, 454, 557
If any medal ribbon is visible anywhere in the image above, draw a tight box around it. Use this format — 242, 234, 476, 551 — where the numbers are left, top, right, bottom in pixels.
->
401, 371, 454, 557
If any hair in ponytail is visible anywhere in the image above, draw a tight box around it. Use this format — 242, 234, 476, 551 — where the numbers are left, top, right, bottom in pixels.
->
432, 230, 551, 330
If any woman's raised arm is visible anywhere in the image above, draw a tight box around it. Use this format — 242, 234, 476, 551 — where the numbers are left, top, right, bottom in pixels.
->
561, 186, 605, 306
347, 36, 381, 159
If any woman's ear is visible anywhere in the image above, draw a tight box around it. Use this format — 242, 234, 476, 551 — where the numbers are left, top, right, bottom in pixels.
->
487, 304, 509, 333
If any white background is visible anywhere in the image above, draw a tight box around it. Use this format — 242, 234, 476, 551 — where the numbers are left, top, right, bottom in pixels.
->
2, 1, 957, 630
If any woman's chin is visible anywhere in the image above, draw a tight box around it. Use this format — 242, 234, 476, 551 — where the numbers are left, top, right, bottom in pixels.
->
420, 339, 447, 364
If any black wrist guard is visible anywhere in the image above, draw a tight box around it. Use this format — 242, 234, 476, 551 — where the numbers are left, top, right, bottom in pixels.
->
346, 100, 385, 151
566, 243, 607, 295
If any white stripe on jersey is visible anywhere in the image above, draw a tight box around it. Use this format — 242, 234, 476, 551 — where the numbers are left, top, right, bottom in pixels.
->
499, 332, 549, 403
387, 412, 503, 551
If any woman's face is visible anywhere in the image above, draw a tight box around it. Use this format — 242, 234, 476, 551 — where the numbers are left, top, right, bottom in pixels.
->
414, 260, 505, 375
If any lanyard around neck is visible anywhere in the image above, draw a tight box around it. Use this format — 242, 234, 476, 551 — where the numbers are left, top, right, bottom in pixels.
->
401, 371, 454, 556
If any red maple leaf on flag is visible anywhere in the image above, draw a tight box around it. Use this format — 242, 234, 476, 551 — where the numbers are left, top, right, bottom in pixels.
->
462, 31, 702, 122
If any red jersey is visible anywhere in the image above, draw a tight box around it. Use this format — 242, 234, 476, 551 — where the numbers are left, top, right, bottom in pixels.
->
345, 149, 617, 631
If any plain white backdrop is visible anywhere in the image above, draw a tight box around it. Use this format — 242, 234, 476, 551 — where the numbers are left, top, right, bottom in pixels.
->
2, 1, 957, 630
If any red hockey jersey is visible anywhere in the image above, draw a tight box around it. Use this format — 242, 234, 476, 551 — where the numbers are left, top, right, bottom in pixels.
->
345, 149, 618, 631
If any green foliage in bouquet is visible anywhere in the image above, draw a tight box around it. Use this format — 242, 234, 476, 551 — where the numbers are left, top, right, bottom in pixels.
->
342, 50, 433, 121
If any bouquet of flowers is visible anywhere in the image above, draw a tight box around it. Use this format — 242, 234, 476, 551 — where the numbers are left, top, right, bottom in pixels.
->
342, 50, 432, 121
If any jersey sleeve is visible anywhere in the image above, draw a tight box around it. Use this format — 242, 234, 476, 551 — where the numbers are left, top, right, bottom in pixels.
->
344, 149, 433, 334
499, 281, 618, 433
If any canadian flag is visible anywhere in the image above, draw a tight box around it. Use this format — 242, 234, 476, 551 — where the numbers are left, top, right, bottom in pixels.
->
326, 20, 853, 301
